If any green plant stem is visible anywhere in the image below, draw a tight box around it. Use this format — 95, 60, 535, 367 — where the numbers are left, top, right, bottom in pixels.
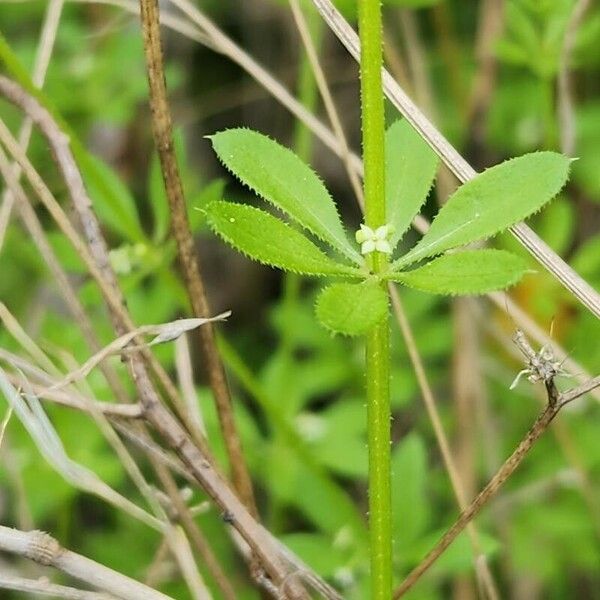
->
365, 314, 392, 598
358, 0, 392, 598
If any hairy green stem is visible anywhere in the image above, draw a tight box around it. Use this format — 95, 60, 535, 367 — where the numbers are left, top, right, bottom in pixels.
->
358, 0, 392, 598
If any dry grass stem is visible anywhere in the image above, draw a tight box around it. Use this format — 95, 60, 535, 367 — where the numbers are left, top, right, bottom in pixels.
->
175, 333, 206, 435
0, 525, 173, 600
289, 0, 364, 206
0, 573, 115, 600
47, 313, 230, 393
0, 404, 12, 448
0, 76, 209, 453
390, 287, 498, 598
558, 0, 592, 156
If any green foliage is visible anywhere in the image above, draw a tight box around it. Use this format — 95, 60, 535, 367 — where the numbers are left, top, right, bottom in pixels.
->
391, 434, 429, 552
496, 0, 573, 79
387, 249, 531, 295
315, 282, 389, 335
573, 104, 600, 201
83, 154, 146, 243
204, 200, 362, 277
209, 128, 361, 264
392, 152, 570, 268
206, 128, 569, 335
385, 0, 442, 7
385, 119, 438, 248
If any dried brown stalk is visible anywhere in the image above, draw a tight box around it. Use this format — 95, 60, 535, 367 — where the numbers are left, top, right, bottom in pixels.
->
138, 0, 258, 518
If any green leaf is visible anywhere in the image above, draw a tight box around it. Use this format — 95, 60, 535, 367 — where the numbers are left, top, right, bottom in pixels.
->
393, 152, 571, 269
82, 154, 146, 243
309, 400, 368, 478
315, 282, 388, 335
209, 128, 361, 264
205, 201, 361, 277
385, 119, 438, 248
387, 249, 531, 295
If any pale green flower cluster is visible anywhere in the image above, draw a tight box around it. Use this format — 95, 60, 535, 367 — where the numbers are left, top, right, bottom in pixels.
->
355, 223, 395, 256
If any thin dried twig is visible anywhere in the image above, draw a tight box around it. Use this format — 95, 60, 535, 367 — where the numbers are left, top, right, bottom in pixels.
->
138, 0, 259, 519
46, 314, 230, 392
175, 333, 206, 435
466, 0, 504, 149
75, 0, 213, 46
0, 77, 210, 452
393, 370, 600, 597
0, 404, 12, 448
0, 146, 131, 401
5, 374, 142, 418
155, 465, 236, 600
311, 0, 600, 320
0, 526, 173, 600
451, 298, 499, 600
385, 18, 498, 594
0, 574, 115, 600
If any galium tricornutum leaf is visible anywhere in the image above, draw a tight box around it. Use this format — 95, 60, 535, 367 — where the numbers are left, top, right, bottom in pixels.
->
385, 249, 531, 295
315, 281, 388, 335
385, 119, 438, 249
391, 152, 571, 270
204, 201, 363, 278
209, 128, 362, 265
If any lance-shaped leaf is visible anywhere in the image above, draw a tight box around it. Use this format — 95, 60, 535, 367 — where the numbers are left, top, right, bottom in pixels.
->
385, 119, 438, 248
209, 128, 361, 264
205, 201, 362, 277
386, 249, 531, 295
315, 281, 388, 335
392, 152, 571, 270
